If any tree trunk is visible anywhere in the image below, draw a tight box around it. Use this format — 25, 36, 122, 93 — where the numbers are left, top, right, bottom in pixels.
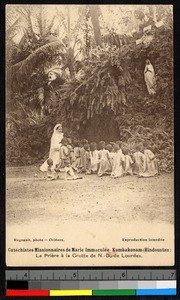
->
66, 7, 75, 77
148, 5, 157, 23
88, 5, 102, 47
67, 47, 75, 77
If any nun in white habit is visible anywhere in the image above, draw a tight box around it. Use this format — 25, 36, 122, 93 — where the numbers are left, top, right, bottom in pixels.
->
40, 124, 64, 172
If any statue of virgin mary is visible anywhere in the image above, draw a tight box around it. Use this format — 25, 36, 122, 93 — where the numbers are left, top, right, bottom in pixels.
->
144, 59, 156, 95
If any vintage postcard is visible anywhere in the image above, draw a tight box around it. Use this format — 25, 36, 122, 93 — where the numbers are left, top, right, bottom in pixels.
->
6, 4, 174, 266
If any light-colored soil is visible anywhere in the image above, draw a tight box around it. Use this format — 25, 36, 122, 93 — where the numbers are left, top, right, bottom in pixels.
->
6, 166, 174, 226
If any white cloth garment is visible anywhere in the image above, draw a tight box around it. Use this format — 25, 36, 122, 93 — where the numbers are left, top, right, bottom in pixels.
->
144, 60, 156, 95
40, 124, 63, 171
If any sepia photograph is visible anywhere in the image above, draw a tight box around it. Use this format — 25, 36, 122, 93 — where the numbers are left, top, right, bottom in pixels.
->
6, 4, 174, 266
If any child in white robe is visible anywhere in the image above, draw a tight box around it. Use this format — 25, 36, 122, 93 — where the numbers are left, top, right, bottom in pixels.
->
139, 141, 159, 177
106, 144, 114, 167
72, 140, 81, 172
59, 138, 78, 179
67, 139, 75, 165
111, 143, 125, 178
115, 140, 123, 154
84, 144, 91, 174
78, 139, 88, 173
98, 141, 112, 177
46, 158, 60, 180
90, 142, 99, 174
132, 144, 145, 176
123, 148, 133, 176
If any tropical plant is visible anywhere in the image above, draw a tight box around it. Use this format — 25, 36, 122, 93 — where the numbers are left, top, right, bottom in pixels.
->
6, 5, 173, 173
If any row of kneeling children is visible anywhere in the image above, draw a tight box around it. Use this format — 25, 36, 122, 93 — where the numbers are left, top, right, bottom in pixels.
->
47, 138, 159, 180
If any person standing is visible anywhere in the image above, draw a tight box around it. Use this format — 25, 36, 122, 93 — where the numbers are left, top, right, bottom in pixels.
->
40, 123, 64, 172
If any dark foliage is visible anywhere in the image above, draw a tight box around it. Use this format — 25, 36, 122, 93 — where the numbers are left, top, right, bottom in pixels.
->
6, 16, 173, 173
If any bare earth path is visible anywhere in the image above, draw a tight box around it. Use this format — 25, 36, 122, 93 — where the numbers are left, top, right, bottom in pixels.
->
6, 166, 174, 266
6, 166, 174, 225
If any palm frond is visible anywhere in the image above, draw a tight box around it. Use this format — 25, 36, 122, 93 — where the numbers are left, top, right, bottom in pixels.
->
45, 16, 56, 35
11, 40, 66, 81
6, 17, 22, 40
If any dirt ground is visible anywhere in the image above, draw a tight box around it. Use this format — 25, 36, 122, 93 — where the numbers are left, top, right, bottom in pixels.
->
6, 166, 174, 226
